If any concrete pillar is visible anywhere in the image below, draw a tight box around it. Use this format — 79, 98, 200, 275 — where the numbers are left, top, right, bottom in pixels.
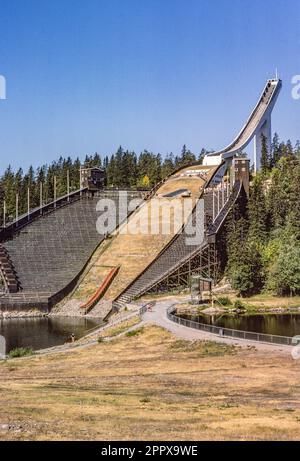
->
254, 115, 271, 173
222, 179, 225, 207
232, 158, 250, 198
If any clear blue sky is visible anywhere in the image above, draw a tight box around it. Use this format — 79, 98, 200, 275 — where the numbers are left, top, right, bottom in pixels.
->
0, 0, 299, 172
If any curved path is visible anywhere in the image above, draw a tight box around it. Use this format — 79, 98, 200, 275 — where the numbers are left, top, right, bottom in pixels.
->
141, 298, 293, 355
30, 298, 294, 358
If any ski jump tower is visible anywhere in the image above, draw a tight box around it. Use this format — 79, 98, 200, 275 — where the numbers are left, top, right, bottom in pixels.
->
203, 78, 282, 171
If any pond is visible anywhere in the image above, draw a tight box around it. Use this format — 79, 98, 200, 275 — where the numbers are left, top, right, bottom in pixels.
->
179, 312, 300, 338
0, 316, 102, 354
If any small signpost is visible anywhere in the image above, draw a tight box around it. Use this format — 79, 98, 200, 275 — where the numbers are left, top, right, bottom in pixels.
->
190, 275, 212, 305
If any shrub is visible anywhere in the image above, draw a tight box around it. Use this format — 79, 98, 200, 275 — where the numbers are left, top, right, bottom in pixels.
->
267, 240, 300, 296
125, 327, 144, 337
8, 347, 34, 358
217, 297, 232, 306
233, 300, 245, 310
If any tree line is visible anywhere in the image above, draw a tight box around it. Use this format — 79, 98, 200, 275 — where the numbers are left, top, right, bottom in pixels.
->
1, 133, 300, 298
0, 145, 209, 223
226, 135, 300, 297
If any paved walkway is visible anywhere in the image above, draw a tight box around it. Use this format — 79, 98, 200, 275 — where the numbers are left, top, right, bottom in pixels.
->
141, 299, 293, 356
33, 298, 294, 358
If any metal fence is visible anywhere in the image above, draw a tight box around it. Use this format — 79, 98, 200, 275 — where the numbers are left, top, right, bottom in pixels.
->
167, 307, 294, 347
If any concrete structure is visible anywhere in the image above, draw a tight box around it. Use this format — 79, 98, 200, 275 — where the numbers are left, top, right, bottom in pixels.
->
113, 161, 245, 309
203, 79, 282, 172
232, 158, 250, 197
0, 189, 144, 311
0, 79, 268, 315
80, 167, 106, 191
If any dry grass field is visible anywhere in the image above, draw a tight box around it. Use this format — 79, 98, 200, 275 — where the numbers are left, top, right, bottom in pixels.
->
1, 325, 300, 441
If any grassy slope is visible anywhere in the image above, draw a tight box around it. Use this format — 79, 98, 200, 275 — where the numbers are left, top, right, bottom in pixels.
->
0, 325, 300, 441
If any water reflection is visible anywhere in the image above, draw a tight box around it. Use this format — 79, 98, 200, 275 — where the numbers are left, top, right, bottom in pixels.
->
180, 313, 300, 337
0, 317, 102, 353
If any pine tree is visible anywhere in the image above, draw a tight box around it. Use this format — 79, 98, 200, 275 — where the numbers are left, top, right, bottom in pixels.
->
106, 154, 116, 187
295, 140, 300, 160
199, 148, 207, 164
161, 153, 175, 178
226, 216, 265, 296
271, 132, 281, 167
260, 134, 270, 174
114, 146, 125, 187
247, 174, 268, 244
177, 145, 196, 167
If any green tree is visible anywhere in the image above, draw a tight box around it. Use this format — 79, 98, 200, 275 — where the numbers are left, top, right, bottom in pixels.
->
260, 134, 271, 174
226, 211, 265, 296
268, 238, 300, 296
271, 132, 281, 167
161, 153, 175, 178
247, 174, 268, 244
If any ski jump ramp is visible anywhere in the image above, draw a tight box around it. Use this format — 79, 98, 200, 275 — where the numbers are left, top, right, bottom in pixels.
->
203, 78, 282, 171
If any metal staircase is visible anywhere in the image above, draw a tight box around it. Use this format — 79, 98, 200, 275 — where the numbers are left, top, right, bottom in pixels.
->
0, 244, 20, 293
113, 181, 242, 309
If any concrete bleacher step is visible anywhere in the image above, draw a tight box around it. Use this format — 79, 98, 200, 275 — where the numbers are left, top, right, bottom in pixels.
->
0, 191, 143, 310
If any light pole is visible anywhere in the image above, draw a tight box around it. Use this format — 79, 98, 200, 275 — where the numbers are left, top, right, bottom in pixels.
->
40, 182, 43, 214
67, 170, 70, 202
80, 166, 82, 196
54, 175, 57, 207
212, 187, 215, 222
16, 193, 19, 223
27, 187, 30, 221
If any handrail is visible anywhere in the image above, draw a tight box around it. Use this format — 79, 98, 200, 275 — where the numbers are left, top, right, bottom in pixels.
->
206, 180, 242, 235
166, 306, 293, 347
0, 187, 147, 243
81, 266, 120, 313
114, 163, 227, 305
140, 181, 242, 293
83, 301, 151, 338
206, 79, 282, 158
0, 187, 88, 241
114, 164, 239, 304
